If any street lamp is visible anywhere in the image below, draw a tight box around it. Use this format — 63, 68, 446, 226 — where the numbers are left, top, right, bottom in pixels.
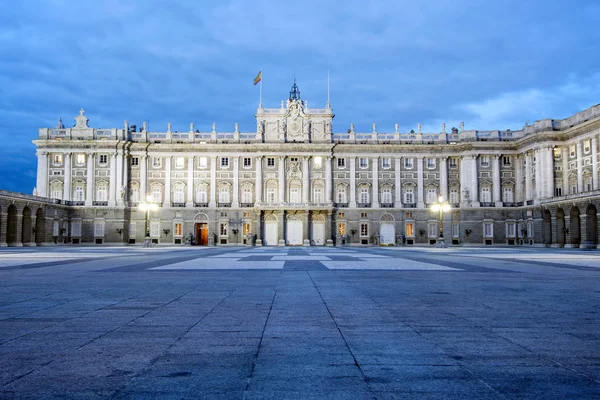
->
431, 195, 451, 247
139, 194, 159, 247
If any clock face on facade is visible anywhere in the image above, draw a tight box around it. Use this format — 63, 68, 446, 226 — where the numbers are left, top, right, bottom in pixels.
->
290, 121, 301, 136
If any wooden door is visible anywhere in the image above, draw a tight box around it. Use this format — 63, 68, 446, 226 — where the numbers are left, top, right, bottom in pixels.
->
195, 223, 209, 246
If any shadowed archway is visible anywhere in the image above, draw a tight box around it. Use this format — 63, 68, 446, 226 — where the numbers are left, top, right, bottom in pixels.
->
21, 207, 32, 245
556, 208, 565, 247
35, 208, 45, 246
586, 204, 598, 247
7, 205, 18, 246
570, 207, 581, 247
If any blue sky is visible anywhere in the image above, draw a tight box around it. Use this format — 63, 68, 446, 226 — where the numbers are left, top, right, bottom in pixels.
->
1, 0, 599, 194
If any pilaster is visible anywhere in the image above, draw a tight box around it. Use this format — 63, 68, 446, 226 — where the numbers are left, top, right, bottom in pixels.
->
108, 153, 117, 206
278, 210, 286, 246
302, 156, 310, 203
255, 156, 263, 203
593, 136, 599, 190
349, 157, 356, 208
394, 158, 402, 208
63, 153, 72, 201
232, 156, 240, 208
186, 156, 194, 207
417, 157, 424, 208
439, 156, 448, 201
492, 155, 501, 205
278, 156, 286, 204
209, 156, 217, 207
85, 153, 95, 206
372, 157, 379, 206
576, 142, 583, 193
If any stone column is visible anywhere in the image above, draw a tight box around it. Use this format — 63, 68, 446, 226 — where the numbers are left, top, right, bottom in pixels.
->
515, 155, 523, 202
438, 156, 447, 201
255, 156, 263, 203
232, 156, 239, 208
372, 157, 379, 206
36, 151, 48, 198
525, 152, 532, 201
349, 157, 356, 208
209, 156, 217, 207
303, 212, 310, 246
471, 155, 479, 203
85, 154, 95, 206
534, 149, 542, 200
279, 210, 286, 246
325, 156, 332, 203
115, 151, 123, 205
255, 211, 263, 246
164, 156, 171, 207
417, 157, 424, 208
302, 156, 310, 203
121, 152, 129, 205
0, 210, 7, 247
14, 211, 23, 247
593, 137, 599, 190
562, 147, 569, 195
63, 153, 72, 201
326, 211, 334, 246
492, 155, 501, 205
278, 156, 285, 203
550, 216, 560, 248
186, 156, 194, 207
395, 158, 402, 208
108, 153, 117, 206
546, 146, 555, 198
576, 142, 583, 193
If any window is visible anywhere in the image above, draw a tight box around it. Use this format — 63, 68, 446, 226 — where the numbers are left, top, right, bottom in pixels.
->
381, 188, 392, 203
336, 186, 347, 203
174, 223, 183, 237
99, 154, 108, 165
360, 212, 368, 218
571, 185, 577, 194
198, 157, 208, 169
53, 154, 63, 165
220, 211, 228, 218
337, 158, 346, 168
506, 223, 516, 238
404, 187, 414, 204
131, 157, 139, 167
554, 148, 562, 159
289, 187, 300, 203
175, 157, 184, 169
360, 223, 369, 236
96, 185, 108, 201
584, 139, 591, 153
426, 158, 436, 169
480, 156, 490, 167
173, 185, 185, 203
76, 154, 85, 165
221, 157, 229, 168
130, 186, 140, 203
483, 222, 494, 238
94, 220, 105, 237
338, 223, 346, 236
267, 188, 277, 203
150, 221, 160, 238
338, 212, 345, 218
570, 145, 576, 157
428, 223, 439, 238
313, 157, 322, 169
243, 157, 252, 168
220, 223, 228, 236
449, 188, 459, 204
359, 158, 368, 169
359, 187, 369, 203
71, 220, 82, 237
404, 158, 413, 169
73, 186, 84, 201
152, 186, 162, 203
242, 187, 252, 203
405, 222, 414, 237
426, 188, 437, 204
219, 186, 230, 203
313, 187, 323, 203
267, 157, 275, 167
480, 186, 491, 202
243, 223, 251, 236
405, 212, 413, 219
381, 158, 391, 169
53, 220, 59, 236
290, 157, 298, 162
502, 156, 511, 166
555, 187, 562, 197
152, 157, 161, 168
451, 223, 459, 238
502, 187, 513, 203
129, 222, 137, 238
526, 221, 533, 238
449, 158, 457, 168
196, 187, 207, 203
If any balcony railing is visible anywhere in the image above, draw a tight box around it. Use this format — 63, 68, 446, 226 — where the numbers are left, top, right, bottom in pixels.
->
451, 203, 460, 208
194, 202, 209, 208
241, 202, 254, 207
503, 202, 523, 207
404, 203, 416, 208
334, 202, 349, 208
357, 202, 372, 208
380, 203, 394, 208
71, 201, 85, 206
92, 201, 108, 206
480, 202, 495, 207
171, 202, 186, 208
218, 202, 231, 208
526, 200, 534, 205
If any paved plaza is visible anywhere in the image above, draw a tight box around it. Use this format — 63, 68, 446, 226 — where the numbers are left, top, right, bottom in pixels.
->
0, 246, 599, 399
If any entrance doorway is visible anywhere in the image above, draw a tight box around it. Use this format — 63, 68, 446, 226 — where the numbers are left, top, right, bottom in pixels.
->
380, 223, 395, 245
287, 220, 302, 245
195, 223, 209, 246
312, 222, 325, 245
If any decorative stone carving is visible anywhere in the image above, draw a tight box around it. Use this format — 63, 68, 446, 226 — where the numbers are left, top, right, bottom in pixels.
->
74, 108, 89, 129
55, 118, 64, 129
288, 159, 301, 179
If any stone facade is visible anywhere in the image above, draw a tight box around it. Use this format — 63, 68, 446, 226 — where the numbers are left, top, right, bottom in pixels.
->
15, 83, 600, 247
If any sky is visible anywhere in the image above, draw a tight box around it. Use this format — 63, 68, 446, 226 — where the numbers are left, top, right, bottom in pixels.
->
1, 0, 599, 194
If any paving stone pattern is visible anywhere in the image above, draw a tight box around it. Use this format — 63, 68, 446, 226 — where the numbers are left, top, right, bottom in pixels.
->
0, 246, 599, 399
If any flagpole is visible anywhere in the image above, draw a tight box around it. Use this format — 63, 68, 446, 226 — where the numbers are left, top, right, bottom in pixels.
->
327, 69, 330, 108
259, 73, 263, 107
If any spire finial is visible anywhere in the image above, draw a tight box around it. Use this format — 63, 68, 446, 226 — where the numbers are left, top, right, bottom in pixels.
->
289, 78, 300, 101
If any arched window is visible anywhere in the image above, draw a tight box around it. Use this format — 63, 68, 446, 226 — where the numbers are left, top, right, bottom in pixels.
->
219, 185, 230, 203
289, 180, 301, 204
336, 185, 347, 204
173, 184, 185, 203
359, 186, 370, 204
50, 182, 63, 200
480, 186, 491, 203
130, 185, 140, 203
404, 187, 414, 204
426, 187, 438, 204
266, 180, 278, 203
96, 184, 108, 201
312, 181, 324, 203
449, 187, 459, 204
502, 186, 513, 203
73, 185, 85, 201
242, 185, 253, 204
151, 185, 162, 203
381, 187, 392, 204
196, 184, 208, 203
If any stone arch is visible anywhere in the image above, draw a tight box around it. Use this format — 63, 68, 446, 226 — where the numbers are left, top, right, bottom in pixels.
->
265, 179, 278, 202
542, 209, 552, 246
312, 213, 325, 222
7, 204, 18, 246
35, 207, 45, 245
264, 213, 278, 222
22, 206, 32, 246
380, 213, 395, 222
570, 206, 581, 247
193, 213, 209, 222
586, 203, 598, 247
556, 208, 565, 247
49, 180, 63, 200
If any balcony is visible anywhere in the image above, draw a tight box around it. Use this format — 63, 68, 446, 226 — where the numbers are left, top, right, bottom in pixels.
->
503, 202, 523, 207
480, 202, 495, 207
404, 203, 416, 208
93, 201, 108, 206
171, 202, 186, 208
526, 200, 534, 205
334, 202, 349, 208
451, 203, 460, 208
380, 203, 394, 208
357, 202, 372, 208
194, 202, 209, 208
218, 202, 231, 208
241, 202, 254, 207
129, 202, 139, 208
71, 201, 85, 206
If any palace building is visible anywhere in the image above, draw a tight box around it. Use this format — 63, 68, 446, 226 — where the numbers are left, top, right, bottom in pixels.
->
2, 81, 599, 248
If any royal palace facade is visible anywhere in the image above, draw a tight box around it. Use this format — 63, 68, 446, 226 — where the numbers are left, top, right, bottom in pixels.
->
2, 82, 600, 248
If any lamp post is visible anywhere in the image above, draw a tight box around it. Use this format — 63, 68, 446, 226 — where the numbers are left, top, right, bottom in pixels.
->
139, 194, 159, 247
431, 195, 451, 247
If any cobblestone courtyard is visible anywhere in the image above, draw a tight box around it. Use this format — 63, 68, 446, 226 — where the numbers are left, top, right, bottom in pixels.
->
0, 246, 599, 399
